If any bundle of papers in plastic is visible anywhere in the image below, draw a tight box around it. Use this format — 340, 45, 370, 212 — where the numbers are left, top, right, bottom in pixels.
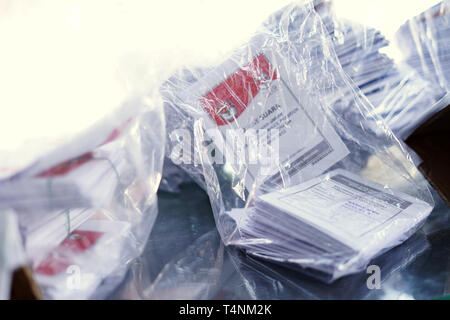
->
0, 108, 141, 298
162, 1, 435, 282
0, 115, 131, 211
226, 169, 432, 282
310, 1, 443, 140
396, 0, 450, 91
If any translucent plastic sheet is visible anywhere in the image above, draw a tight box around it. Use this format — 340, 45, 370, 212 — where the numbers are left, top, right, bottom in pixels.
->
396, 1, 450, 92
162, 1, 434, 282
390, 1, 450, 140
110, 183, 450, 300
0, 2, 165, 299
310, 1, 444, 140
369, 67, 444, 141
9, 97, 164, 300
161, 0, 443, 190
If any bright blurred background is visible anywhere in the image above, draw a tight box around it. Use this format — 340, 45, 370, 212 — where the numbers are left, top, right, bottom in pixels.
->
0, 0, 441, 171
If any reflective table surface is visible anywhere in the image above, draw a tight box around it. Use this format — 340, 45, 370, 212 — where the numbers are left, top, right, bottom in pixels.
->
109, 182, 450, 300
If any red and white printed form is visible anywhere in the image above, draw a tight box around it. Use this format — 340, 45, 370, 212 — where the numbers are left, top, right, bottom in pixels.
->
179, 35, 349, 192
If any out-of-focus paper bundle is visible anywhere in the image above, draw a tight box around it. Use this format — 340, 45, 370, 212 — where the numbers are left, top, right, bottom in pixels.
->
396, 1, 450, 92
0, 104, 164, 300
265, 1, 393, 106
0, 115, 133, 212
227, 169, 431, 281
329, 2, 444, 141
0, 2, 166, 299
32, 214, 131, 299
266, 1, 443, 140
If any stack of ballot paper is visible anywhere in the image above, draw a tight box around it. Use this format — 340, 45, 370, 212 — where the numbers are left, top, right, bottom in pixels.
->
370, 68, 446, 140
20, 208, 97, 261
32, 216, 131, 299
0, 112, 132, 242
227, 169, 433, 280
266, 2, 394, 107
0, 147, 125, 212
262, 2, 443, 140
0, 108, 142, 298
322, 5, 444, 140
333, 24, 393, 104
162, 1, 436, 283
0, 109, 133, 209
396, 1, 450, 91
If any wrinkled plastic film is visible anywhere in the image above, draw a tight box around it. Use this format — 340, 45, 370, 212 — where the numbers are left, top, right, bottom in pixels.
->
396, 1, 450, 93
0, 52, 165, 300
313, 1, 444, 141
162, 1, 434, 282
23, 98, 165, 299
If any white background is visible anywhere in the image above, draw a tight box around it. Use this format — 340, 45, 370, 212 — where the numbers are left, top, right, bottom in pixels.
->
0, 0, 441, 167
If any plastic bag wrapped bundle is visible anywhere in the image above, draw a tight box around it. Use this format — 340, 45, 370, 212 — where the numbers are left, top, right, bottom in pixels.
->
162, 1, 434, 282
0, 103, 164, 300
163, 0, 441, 167
228, 231, 429, 300
328, 2, 443, 141
265, 2, 393, 106
308, 1, 443, 141
19, 104, 164, 300
0, 3, 165, 299
370, 66, 445, 140
396, 1, 450, 92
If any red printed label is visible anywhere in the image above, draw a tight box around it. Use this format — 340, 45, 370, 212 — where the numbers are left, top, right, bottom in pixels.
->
201, 54, 278, 126
100, 118, 133, 146
36, 119, 131, 178
35, 230, 103, 276
37, 152, 94, 177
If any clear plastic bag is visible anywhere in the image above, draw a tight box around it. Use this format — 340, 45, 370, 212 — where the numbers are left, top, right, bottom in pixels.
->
0, 2, 166, 299
22, 102, 164, 299
308, 1, 444, 141
368, 66, 443, 141
0, 210, 26, 300
109, 184, 433, 300
227, 231, 429, 299
160, 158, 194, 193
396, 0, 450, 93
162, 1, 434, 282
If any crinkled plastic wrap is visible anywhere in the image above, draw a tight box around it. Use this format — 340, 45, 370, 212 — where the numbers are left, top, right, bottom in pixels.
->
396, 1, 450, 92
267, 1, 393, 107
369, 66, 443, 141
110, 181, 441, 300
309, 1, 443, 141
227, 231, 429, 300
9, 100, 164, 300
162, 1, 434, 282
